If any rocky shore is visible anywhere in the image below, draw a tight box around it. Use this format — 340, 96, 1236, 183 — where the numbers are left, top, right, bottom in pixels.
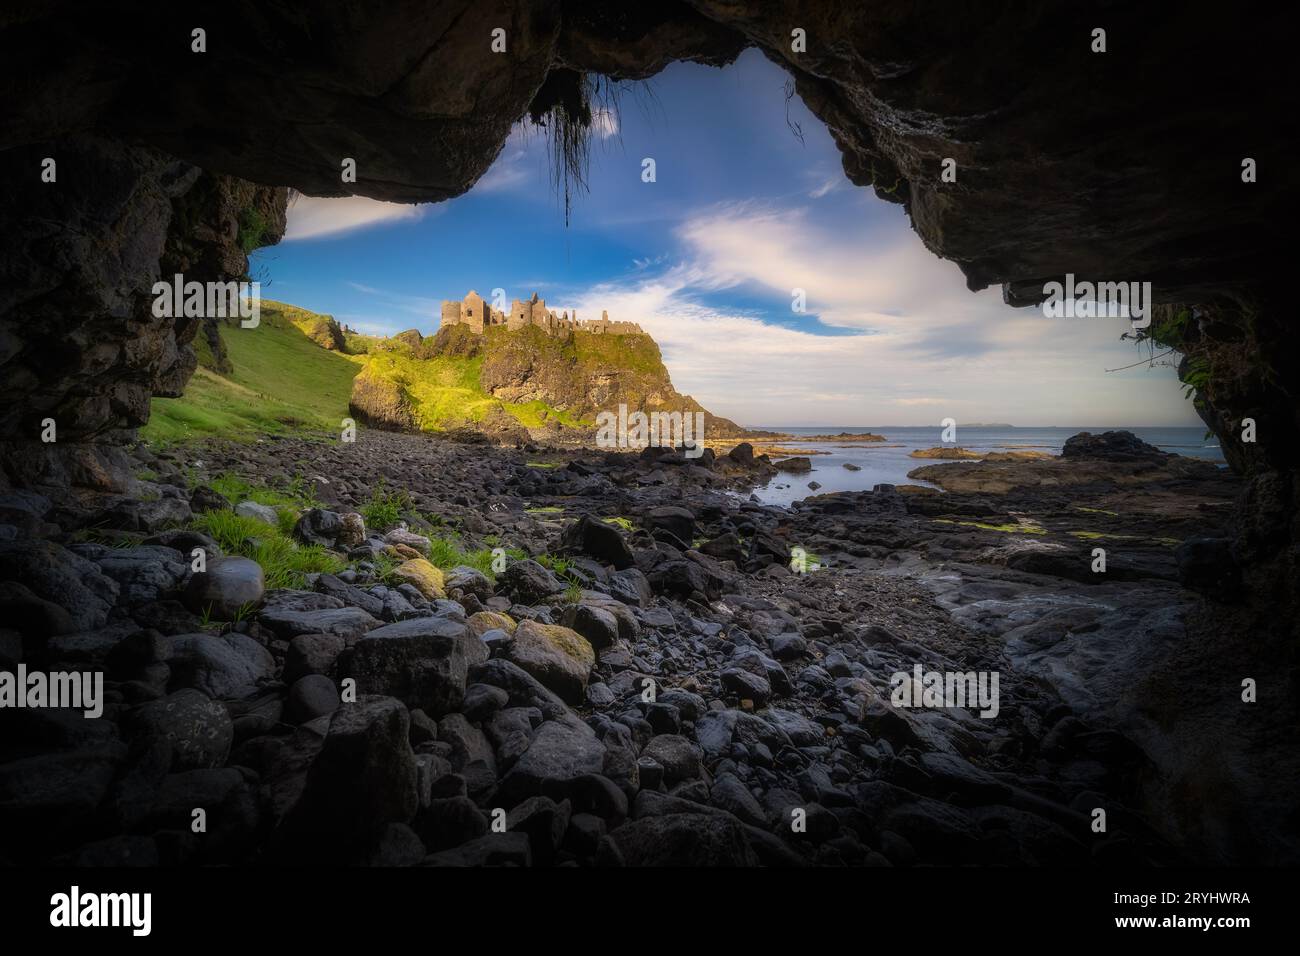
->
1, 428, 1293, 867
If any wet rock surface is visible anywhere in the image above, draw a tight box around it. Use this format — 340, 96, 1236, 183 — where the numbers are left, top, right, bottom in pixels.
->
1, 427, 1292, 867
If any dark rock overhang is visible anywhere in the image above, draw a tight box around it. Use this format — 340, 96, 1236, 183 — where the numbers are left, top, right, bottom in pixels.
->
1, 0, 1292, 303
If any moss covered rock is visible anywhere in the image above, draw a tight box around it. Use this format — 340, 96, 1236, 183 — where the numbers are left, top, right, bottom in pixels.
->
504, 621, 595, 704
391, 558, 444, 599
467, 610, 516, 637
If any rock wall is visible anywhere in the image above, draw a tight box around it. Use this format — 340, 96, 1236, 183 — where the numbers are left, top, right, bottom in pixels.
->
0, 134, 285, 490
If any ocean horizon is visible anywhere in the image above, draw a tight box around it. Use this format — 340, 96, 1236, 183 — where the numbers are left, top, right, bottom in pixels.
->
743, 425, 1221, 506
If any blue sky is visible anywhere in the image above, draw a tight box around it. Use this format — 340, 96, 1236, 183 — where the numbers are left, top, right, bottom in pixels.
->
258, 49, 1198, 429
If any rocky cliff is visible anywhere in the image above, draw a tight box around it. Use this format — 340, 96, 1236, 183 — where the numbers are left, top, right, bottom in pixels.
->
348, 321, 749, 442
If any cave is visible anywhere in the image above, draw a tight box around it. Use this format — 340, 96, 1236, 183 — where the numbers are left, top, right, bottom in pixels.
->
1, 0, 1297, 887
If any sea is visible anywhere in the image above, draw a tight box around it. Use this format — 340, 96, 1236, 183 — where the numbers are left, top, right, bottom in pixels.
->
744, 425, 1223, 507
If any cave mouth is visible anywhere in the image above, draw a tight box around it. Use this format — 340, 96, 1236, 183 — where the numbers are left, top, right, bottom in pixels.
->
0, 1, 1296, 878
252, 48, 1200, 453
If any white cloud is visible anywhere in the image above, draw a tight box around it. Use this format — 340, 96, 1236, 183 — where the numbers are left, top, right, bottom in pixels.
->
284, 196, 429, 241
475, 148, 532, 193
346, 282, 441, 320
808, 176, 840, 199
591, 108, 619, 138
564, 201, 1195, 428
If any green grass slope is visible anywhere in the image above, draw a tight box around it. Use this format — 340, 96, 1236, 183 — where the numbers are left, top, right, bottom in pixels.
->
143, 298, 737, 445
142, 302, 363, 444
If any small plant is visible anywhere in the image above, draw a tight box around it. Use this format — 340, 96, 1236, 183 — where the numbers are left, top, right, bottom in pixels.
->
193, 510, 266, 553
191, 508, 342, 590
537, 553, 585, 597
361, 482, 412, 532
1181, 355, 1212, 402
536, 554, 572, 576
238, 207, 268, 255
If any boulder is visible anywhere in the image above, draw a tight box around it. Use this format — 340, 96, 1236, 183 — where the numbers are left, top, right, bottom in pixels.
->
599, 812, 758, 867
280, 696, 419, 858
258, 604, 382, 640
0, 539, 118, 631
183, 555, 265, 620
467, 610, 516, 637
283, 633, 346, 683
384, 528, 431, 556
498, 718, 606, 803
313, 573, 384, 618
189, 486, 230, 514
89, 545, 189, 605
643, 506, 695, 543
1061, 430, 1167, 461
499, 559, 565, 603
774, 456, 812, 473
562, 514, 634, 570
347, 615, 487, 716
293, 508, 343, 547
391, 558, 445, 600
0, 581, 74, 637
129, 688, 233, 771
234, 501, 278, 525
560, 603, 619, 650
445, 565, 494, 599
467, 659, 571, 721
504, 621, 595, 705
336, 512, 366, 549
286, 675, 340, 724
167, 632, 275, 699
641, 734, 701, 783
606, 567, 652, 608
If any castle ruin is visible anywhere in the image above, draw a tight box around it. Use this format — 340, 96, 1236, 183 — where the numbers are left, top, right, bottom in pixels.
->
439, 290, 642, 336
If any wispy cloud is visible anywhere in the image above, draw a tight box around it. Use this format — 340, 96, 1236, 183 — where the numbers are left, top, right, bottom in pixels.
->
475, 148, 532, 193
284, 196, 433, 241
346, 281, 440, 320
563, 200, 1186, 427
591, 108, 619, 138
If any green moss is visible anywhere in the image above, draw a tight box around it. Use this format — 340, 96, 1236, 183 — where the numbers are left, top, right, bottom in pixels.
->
526, 462, 560, 469
933, 519, 1047, 535
1067, 530, 1181, 547
507, 402, 590, 430
1074, 506, 1119, 516
526, 506, 564, 515
601, 516, 634, 532
237, 207, 268, 256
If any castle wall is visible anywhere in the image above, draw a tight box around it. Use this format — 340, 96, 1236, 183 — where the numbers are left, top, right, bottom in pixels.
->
443, 291, 643, 337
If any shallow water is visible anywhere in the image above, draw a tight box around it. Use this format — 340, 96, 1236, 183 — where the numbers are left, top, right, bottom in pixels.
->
744, 426, 1223, 507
